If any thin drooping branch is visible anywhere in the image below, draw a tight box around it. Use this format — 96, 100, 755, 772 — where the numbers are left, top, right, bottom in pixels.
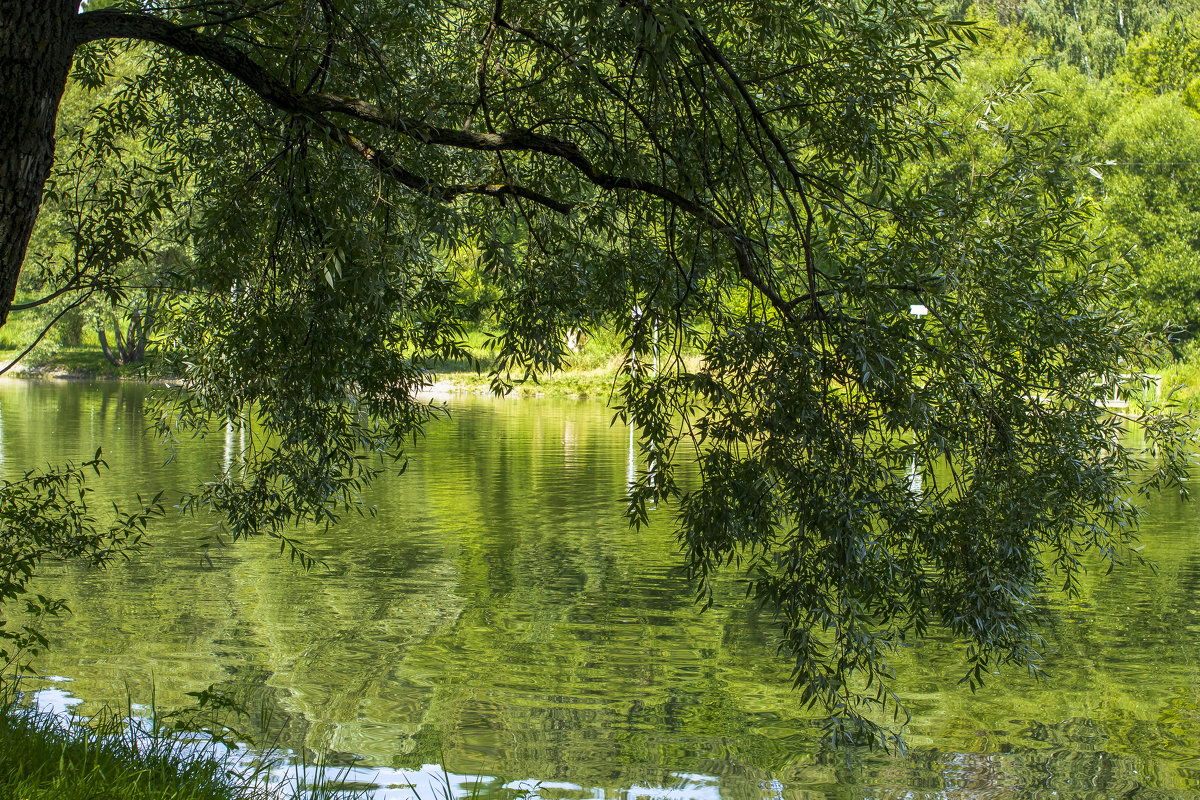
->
492, 16, 685, 173
8, 278, 88, 311
176, 0, 288, 31
0, 290, 94, 376
464, 0, 504, 132
686, 18, 822, 309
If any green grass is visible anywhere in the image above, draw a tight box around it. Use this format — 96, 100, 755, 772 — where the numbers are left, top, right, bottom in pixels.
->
0, 695, 365, 800
0, 304, 703, 397
0, 345, 139, 379
10, 346, 130, 377
429, 326, 704, 399
1159, 346, 1200, 404
10, 315, 1194, 407
0, 305, 55, 353
0, 306, 126, 378
0, 294, 153, 378
0, 321, 645, 395
0, 702, 256, 799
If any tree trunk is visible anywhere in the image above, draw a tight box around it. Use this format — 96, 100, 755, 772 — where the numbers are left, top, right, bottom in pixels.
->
0, 0, 77, 328
98, 325, 119, 366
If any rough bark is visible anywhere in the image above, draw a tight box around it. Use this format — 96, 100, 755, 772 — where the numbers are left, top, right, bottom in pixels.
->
0, 0, 78, 328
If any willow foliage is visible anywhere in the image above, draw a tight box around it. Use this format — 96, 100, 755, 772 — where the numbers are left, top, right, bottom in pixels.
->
7, 0, 1196, 742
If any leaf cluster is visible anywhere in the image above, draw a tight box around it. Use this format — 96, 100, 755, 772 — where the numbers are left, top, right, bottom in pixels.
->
0, 452, 162, 678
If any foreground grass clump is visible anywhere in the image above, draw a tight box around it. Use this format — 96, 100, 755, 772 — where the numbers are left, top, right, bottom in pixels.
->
0, 697, 334, 800
0, 702, 247, 800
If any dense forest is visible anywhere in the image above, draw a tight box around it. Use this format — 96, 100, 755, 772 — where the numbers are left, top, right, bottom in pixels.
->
960, 0, 1200, 352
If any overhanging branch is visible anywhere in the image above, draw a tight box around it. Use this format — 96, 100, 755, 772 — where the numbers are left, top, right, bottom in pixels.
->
70, 7, 798, 318
69, 8, 730, 225
320, 121, 576, 214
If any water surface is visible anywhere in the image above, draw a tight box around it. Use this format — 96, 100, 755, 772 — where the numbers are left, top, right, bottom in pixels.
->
4, 380, 1199, 799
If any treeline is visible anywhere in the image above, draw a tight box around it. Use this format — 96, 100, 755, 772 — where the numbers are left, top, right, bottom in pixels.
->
957, 0, 1200, 350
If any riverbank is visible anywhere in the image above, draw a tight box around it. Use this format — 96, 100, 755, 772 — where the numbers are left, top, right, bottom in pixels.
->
5, 333, 1200, 404
1, 352, 631, 399
0, 328, 648, 399
0, 691, 379, 800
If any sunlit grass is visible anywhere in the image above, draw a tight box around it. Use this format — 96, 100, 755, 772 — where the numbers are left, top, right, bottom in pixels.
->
0, 693, 370, 800
7, 310, 1194, 407
1159, 344, 1200, 404
0, 700, 260, 800
427, 325, 705, 399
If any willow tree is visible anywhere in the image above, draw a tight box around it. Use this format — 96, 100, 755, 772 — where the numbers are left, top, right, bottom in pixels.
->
1, 0, 1192, 742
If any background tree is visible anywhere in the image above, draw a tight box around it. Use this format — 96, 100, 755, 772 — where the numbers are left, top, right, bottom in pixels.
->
1121, 18, 1200, 95
1012, 0, 1176, 77
1101, 95, 1200, 339
961, 5, 1200, 347
2, 0, 1195, 743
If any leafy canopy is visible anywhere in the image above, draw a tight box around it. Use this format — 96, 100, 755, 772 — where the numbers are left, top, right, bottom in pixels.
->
13, 0, 1196, 743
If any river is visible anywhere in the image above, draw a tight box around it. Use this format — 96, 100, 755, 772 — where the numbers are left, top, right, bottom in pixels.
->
4, 380, 1198, 798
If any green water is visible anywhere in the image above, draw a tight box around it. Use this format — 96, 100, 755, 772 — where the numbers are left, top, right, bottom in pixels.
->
4, 380, 1200, 799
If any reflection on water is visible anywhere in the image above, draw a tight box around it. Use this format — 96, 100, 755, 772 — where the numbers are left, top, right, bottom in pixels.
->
3, 380, 1200, 799
905, 455, 921, 497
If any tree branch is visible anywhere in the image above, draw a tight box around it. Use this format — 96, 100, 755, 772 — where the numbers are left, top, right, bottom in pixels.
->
70, 7, 794, 316
70, 10, 729, 217
319, 120, 576, 213
8, 279, 88, 312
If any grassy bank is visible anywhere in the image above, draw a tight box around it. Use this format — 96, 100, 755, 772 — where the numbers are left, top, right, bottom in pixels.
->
422, 328, 629, 399
0, 324, 652, 399
1158, 344, 1200, 405
0, 700, 263, 800
0, 308, 131, 379
5, 320, 1199, 405
0, 696, 361, 800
